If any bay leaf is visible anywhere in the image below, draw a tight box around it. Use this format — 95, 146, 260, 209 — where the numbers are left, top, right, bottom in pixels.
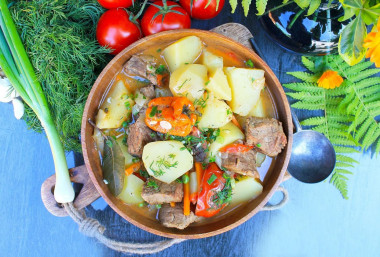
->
102, 136, 126, 196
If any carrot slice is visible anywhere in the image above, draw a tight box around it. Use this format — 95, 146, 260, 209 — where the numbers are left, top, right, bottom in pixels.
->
170, 202, 176, 207
125, 162, 141, 176
231, 115, 243, 131
183, 171, 191, 216
195, 162, 204, 195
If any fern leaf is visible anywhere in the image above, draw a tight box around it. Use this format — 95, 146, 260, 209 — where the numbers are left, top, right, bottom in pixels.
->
347, 68, 380, 83
292, 101, 325, 110
283, 82, 321, 92
229, 0, 238, 13
335, 162, 355, 168
343, 61, 373, 75
336, 154, 359, 164
256, 0, 268, 15
334, 146, 360, 153
301, 56, 315, 72
300, 116, 326, 126
242, 0, 252, 16
330, 170, 349, 199
355, 118, 373, 142
287, 71, 319, 82
286, 91, 324, 102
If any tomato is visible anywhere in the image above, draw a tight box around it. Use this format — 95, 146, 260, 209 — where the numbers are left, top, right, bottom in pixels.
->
145, 96, 197, 136
141, 1, 191, 36
219, 143, 253, 153
195, 163, 233, 218
96, 9, 142, 55
97, 0, 133, 9
179, 0, 225, 20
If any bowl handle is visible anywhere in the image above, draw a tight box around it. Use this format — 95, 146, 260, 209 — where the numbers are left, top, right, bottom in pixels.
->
41, 165, 100, 217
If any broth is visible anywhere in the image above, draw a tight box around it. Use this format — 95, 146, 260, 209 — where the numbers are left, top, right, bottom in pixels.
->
95, 39, 279, 226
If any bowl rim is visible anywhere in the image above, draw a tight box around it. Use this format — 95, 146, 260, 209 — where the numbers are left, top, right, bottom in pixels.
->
81, 28, 293, 239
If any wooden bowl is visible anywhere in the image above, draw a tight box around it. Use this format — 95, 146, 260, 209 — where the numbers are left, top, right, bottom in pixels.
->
81, 29, 292, 239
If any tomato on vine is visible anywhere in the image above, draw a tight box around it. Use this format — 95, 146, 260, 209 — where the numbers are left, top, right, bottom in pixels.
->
96, 1, 148, 55
97, 0, 133, 9
141, 0, 191, 36
179, 0, 225, 20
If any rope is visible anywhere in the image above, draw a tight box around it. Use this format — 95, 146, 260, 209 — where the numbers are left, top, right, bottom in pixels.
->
63, 202, 185, 254
63, 186, 288, 255
261, 187, 289, 211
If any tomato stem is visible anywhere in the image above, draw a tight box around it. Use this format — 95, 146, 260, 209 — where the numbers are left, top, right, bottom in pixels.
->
131, 0, 148, 22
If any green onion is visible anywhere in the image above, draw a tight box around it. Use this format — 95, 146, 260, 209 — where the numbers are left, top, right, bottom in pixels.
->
182, 174, 189, 184
149, 106, 158, 117
207, 174, 217, 185
0, 1, 74, 203
246, 59, 254, 68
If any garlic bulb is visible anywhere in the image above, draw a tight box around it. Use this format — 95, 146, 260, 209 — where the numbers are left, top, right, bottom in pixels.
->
12, 98, 24, 119
0, 77, 18, 103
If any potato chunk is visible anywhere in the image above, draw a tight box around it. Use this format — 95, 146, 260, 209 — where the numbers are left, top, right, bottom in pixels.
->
231, 177, 263, 204
169, 64, 207, 102
206, 68, 231, 101
197, 97, 232, 129
142, 141, 193, 184
163, 36, 203, 72
118, 174, 145, 204
224, 67, 265, 116
208, 122, 244, 159
200, 49, 223, 73
95, 80, 135, 129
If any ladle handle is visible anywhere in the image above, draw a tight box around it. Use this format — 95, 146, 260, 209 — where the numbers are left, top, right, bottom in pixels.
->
291, 108, 303, 133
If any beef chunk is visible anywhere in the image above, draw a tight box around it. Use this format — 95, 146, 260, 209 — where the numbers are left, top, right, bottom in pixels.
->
140, 84, 155, 99
158, 204, 199, 230
245, 117, 287, 157
141, 178, 183, 204
127, 115, 154, 157
220, 149, 259, 178
123, 55, 158, 85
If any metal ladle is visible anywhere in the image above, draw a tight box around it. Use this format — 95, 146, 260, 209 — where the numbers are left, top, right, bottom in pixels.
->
250, 37, 336, 183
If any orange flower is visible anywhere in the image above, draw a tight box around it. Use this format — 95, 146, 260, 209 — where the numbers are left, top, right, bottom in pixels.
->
317, 70, 344, 89
363, 19, 380, 67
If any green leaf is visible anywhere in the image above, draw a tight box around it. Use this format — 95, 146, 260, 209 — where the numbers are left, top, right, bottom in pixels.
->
242, 0, 253, 16
338, 15, 367, 65
256, 0, 268, 15
301, 56, 316, 72
229, 0, 238, 13
102, 136, 126, 196
339, 0, 363, 9
307, 0, 321, 15
362, 3, 380, 25
294, 0, 310, 9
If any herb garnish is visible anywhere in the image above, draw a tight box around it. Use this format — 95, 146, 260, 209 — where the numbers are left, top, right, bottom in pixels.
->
205, 81, 210, 86
207, 174, 217, 185
149, 106, 158, 117
147, 179, 159, 190
182, 174, 189, 184
149, 155, 179, 176
212, 173, 233, 208
256, 143, 261, 147
178, 78, 190, 90
246, 59, 254, 68
125, 101, 131, 110
227, 109, 232, 115
155, 64, 167, 75
156, 48, 162, 53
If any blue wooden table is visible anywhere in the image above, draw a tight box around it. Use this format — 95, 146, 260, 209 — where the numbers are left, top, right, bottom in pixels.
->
1, 7, 379, 257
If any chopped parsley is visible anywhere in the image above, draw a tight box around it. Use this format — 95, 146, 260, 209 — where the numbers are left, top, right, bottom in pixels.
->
125, 101, 131, 110
156, 48, 162, 53
139, 169, 150, 178
182, 174, 189, 184
122, 121, 128, 128
150, 155, 179, 176
207, 174, 217, 185
155, 64, 167, 75
106, 139, 113, 148
212, 173, 233, 208
178, 78, 190, 90
227, 109, 232, 115
147, 180, 159, 190
149, 106, 158, 117
256, 143, 261, 148
132, 157, 140, 163
245, 59, 254, 68
205, 81, 210, 86
156, 204, 162, 209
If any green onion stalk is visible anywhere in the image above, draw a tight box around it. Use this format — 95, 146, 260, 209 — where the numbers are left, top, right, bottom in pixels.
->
0, 0, 74, 203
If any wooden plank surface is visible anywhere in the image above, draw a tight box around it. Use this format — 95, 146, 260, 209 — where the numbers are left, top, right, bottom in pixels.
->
0, 6, 379, 257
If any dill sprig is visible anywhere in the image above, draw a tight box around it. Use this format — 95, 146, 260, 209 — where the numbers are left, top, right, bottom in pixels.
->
10, 0, 111, 152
